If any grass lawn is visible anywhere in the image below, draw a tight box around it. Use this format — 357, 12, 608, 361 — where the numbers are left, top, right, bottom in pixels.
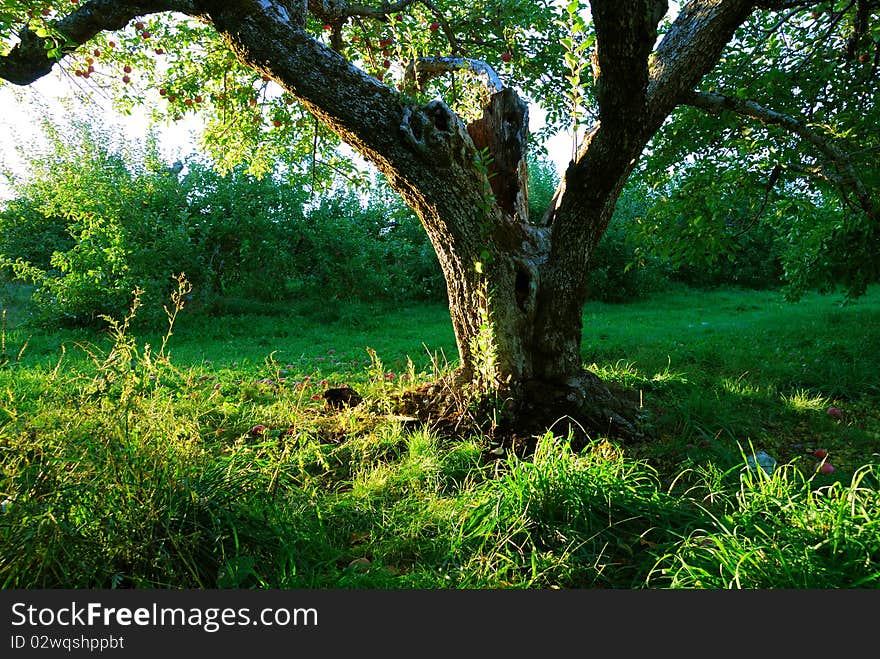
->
1, 283, 878, 588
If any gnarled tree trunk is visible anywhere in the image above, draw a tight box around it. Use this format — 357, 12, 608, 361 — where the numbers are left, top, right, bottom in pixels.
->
387, 86, 643, 440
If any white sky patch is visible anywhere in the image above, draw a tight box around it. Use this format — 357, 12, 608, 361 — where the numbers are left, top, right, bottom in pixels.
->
0, 70, 199, 199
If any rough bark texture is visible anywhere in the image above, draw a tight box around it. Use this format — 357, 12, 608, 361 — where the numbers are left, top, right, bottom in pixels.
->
0, 0, 767, 442
465, 88, 529, 222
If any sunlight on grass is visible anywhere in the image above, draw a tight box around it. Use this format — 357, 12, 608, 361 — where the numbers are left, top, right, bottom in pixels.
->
781, 388, 831, 413
650, 358, 689, 385
719, 373, 766, 398
648, 461, 880, 589
588, 359, 643, 384
589, 358, 688, 389
1, 285, 879, 588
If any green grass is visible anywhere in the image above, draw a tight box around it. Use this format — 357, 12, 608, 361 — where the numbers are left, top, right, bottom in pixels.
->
0, 284, 878, 589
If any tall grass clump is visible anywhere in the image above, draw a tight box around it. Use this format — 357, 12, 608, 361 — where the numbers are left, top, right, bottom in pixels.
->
648, 452, 880, 589
0, 277, 318, 588
445, 432, 708, 588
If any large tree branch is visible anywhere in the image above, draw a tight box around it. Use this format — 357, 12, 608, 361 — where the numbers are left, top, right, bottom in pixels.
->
307, 0, 421, 22
544, 2, 756, 260
207, 2, 511, 279
753, 0, 820, 8
531, 1, 759, 367
0, 0, 197, 85
552, 1, 756, 221
683, 89, 879, 223
589, 0, 668, 126
538, 1, 676, 232
306, 0, 458, 51
205, 5, 472, 192
646, 0, 755, 125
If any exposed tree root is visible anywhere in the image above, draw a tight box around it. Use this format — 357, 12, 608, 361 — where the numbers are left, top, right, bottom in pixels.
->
393, 369, 650, 459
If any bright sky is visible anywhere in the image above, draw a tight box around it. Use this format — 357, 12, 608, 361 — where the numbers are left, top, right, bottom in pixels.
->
0, 74, 201, 198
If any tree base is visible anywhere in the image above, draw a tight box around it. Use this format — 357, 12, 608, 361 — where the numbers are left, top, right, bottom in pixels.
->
393, 369, 649, 458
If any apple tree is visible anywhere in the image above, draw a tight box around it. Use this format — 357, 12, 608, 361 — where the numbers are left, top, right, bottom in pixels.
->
1, 0, 878, 437
623, 5, 880, 300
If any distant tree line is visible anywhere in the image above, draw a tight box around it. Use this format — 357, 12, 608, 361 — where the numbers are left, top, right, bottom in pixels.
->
0, 115, 868, 329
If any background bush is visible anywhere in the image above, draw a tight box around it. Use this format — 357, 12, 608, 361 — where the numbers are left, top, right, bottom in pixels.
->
6, 116, 842, 331
0, 118, 446, 328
